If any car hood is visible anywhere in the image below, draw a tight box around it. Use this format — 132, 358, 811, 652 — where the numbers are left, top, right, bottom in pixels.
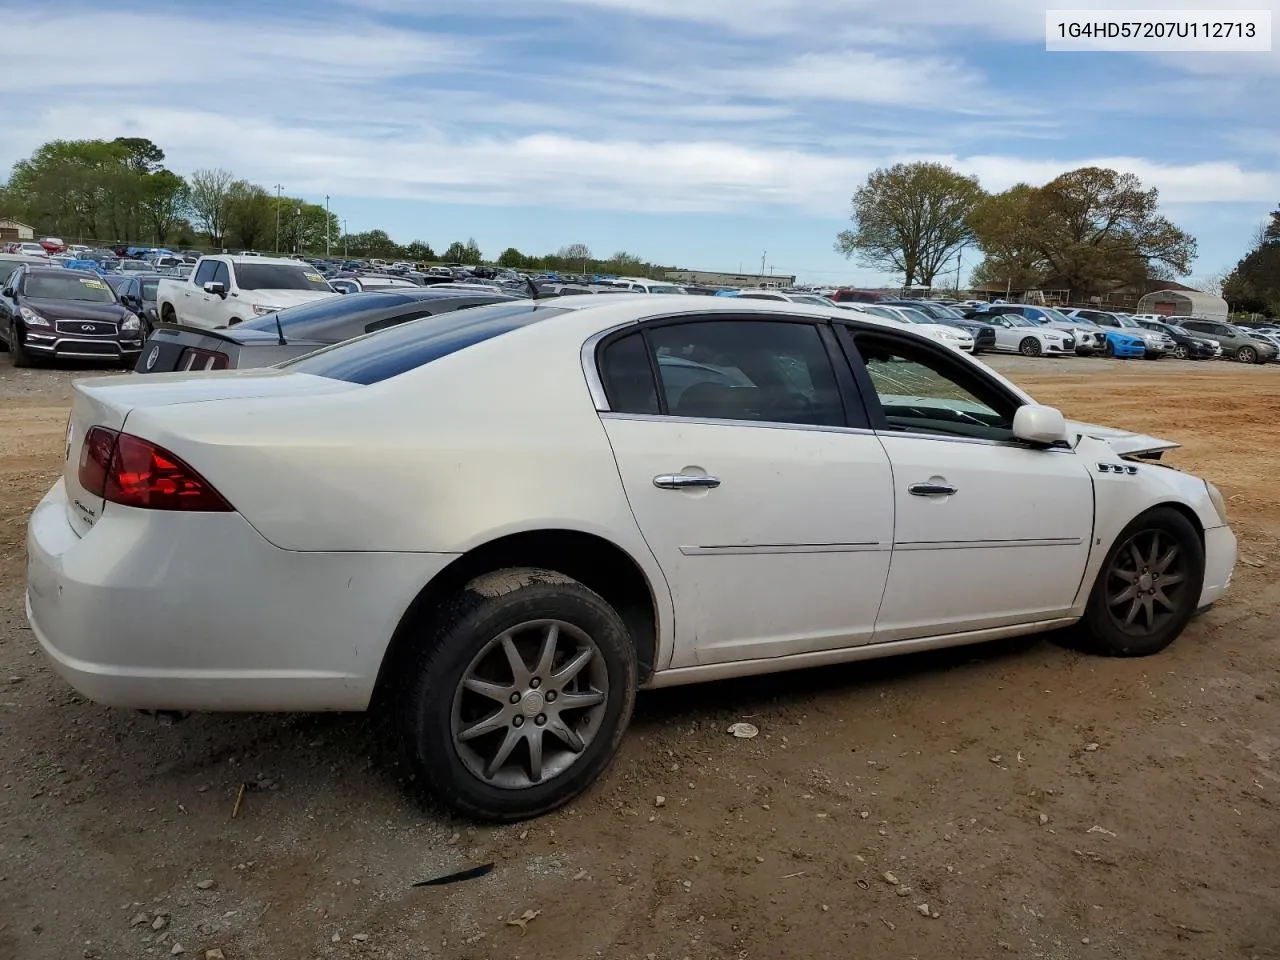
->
23, 297, 128, 321
1067, 419, 1179, 457
244, 289, 338, 309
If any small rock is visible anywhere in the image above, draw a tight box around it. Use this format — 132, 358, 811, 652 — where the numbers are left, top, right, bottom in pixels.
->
681, 880, 692, 890
8, 676, 23, 684
205, 951, 225, 960
859, 811, 869, 819
572, 869, 589, 881
989, 755, 1002, 764
655, 796, 666, 808
195, 879, 216, 891
1084, 742, 1100, 752
917, 903, 931, 917
896, 885, 912, 897
151, 917, 167, 931
519, 830, 528, 841
447, 833, 461, 846
881, 871, 900, 885
755, 856, 765, 863
727, 722, 759, 739
1082, 937, 1090, 945
170, 944, 184, 956
130, 912, 150, 928
352, 934, 369, 943
332, 933, 341, 943
821, 904, 829, 912
1038, 813, 1049, 826
931, 910, 940, 919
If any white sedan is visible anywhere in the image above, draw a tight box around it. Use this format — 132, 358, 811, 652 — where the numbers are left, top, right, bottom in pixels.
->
978, 312, 1076, 356
27, 297, 1236, 820
842, 303, 975, 352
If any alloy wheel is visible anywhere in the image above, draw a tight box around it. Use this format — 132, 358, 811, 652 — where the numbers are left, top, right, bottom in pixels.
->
450, 619, 610, 790
1238, 346, 1256, 364
1105, 529, 1189, 638
1173, 345, 1188, 360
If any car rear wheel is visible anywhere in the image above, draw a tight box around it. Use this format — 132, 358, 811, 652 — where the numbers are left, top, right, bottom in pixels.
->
396, 567, 637, 821
1172, 344, 1189, 360
1237, 346, 1257, 364
1019, 337, 1042, 357
1078, 507, 1204, 657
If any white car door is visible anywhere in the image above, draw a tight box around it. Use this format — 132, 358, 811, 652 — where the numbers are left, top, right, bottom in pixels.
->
185, 259, 219, 325
839, 326, 1094, 642
981, 314, 1021, 351
595, 317, 895, 668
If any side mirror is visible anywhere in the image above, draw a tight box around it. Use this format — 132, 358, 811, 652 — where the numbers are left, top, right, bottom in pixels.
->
1013, 405, 1069, 446
203, 281, 226, 297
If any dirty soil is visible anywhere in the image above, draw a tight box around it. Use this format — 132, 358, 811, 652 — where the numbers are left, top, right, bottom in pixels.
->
1, 355, 1278, 960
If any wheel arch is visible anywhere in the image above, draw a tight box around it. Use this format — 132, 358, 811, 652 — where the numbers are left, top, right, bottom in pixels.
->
373, 528, 665, 704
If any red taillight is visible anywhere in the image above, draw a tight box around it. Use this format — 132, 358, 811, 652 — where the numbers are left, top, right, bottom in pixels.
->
76, 427, 233, 512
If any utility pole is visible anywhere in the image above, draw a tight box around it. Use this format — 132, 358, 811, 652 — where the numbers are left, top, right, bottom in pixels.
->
342, 220, 348, 257
760, 250, 766, 276
955, 246, 963, 293
273, 184, 283, 254
324, 195, 331, 258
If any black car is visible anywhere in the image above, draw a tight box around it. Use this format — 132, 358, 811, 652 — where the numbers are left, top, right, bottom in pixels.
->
1132, 319, 1216, 360
114, 274, 163, 333
134, 288, 518, 373
0, 266, 144, 367
887, 299, 998, 353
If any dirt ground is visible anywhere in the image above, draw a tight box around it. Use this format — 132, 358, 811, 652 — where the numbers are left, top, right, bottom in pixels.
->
1, 354, 1278, 960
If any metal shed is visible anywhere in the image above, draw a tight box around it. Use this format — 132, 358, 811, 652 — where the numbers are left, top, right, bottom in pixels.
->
1136, 288, 1228, 322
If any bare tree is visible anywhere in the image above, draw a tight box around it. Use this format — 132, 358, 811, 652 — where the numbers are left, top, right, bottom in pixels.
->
188, 168, 235, 247
560, 243, 592, 272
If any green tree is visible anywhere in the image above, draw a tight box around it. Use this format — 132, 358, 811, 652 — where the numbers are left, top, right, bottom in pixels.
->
836, 162, 985, 289
442, 240, 468, 262
404, 239, 436, 261
188, 168, 235, 247
497, 246, 526, 268
968, 185, 1047, 292
225, 182, 274, 251
1223, 205, 1280, 315
1263, 203, 1280, 245
140, 169, 190, 244
462, 237, 482, 263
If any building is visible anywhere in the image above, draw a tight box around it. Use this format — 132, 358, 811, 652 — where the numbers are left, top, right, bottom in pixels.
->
1136, 288, 1229, 322
663, 269, 798, 289
0, 218, 35, 244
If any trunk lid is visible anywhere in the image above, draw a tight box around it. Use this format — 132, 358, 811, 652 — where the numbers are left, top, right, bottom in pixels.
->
61, 368, 359, 536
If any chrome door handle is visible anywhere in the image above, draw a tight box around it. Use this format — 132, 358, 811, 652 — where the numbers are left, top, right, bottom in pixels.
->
908, 482, 957, 497
653, 474, 721, 490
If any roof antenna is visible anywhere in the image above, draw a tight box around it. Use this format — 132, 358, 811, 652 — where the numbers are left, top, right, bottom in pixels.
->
274, 310, 287, 346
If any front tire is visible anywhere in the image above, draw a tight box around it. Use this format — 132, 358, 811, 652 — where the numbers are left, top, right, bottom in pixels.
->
1237, 346, 1257, 364
396, 567, 637, 821
9, 321, 33, 367
1079, 508, 1204, 657
1172, 344, 1189, 360
1019, 337, 1042, 357
1103, 338, 1115, 358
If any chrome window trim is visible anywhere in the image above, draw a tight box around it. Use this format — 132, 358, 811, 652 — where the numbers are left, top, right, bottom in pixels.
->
600, 411, 876, 437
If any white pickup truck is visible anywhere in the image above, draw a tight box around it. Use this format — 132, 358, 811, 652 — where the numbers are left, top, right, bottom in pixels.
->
155, 255, 337, 329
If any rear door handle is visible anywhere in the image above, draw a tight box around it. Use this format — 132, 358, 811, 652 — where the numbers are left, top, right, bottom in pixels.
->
908, 482, 957, 497
654, 474, 721, 490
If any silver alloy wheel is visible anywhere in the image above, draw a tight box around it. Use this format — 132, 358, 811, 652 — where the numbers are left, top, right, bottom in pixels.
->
1238, 346, 1256, 364
1105, 529, 1188, 637
450, 619, 610, 790
1173, 344, 1188, 360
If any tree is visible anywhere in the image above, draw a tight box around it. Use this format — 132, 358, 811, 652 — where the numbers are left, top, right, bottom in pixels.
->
836, 162, 984, 289
462, 237, 482, 263
140, 170, 190, 244
1223, 205, 1280, 315
187, 168, 235, 247
404, 240, 436, 261
971, 167, 1196, 298
225, 181, 273, 251
1263, 204, 1280, 245
559, 243, 591, 271
968, 185, 1048, 292
442, 240, 468, 262
497, 247, 526, 268
112, 137, 165, 175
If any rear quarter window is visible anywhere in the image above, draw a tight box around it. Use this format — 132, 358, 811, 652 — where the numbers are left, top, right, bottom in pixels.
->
282, 301, 567, 384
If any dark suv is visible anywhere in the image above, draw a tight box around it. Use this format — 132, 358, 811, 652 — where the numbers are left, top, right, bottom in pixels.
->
0, 266, 144, 367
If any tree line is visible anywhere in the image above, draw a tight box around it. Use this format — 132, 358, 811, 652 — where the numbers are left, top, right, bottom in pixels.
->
1222, 205, 1280, 315
836, 162, 1198, 300
0, 137, 682, 276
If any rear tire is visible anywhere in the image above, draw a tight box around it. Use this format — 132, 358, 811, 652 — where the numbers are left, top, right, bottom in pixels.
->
1172, 344, 1189, 360
395, 567, 637, 821
1237, 346, 1257, 364
1078, 508, 1204, 657
1019, 337, 1042, 357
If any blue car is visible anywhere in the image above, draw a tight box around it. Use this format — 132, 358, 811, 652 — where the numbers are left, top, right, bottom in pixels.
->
63, 258, 107, 275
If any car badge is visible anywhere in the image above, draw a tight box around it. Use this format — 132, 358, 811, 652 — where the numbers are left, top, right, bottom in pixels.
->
145, 346, 160, 371
81, 323, 95, 332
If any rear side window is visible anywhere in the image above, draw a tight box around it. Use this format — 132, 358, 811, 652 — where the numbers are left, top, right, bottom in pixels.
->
284, 301, 567, 384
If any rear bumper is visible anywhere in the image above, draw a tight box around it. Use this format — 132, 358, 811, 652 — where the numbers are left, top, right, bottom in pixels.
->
1198, 524, 1237, 609
26, 478, 456, 712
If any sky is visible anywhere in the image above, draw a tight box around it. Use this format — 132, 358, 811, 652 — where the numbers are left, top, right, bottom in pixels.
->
3, 0, 1278, 285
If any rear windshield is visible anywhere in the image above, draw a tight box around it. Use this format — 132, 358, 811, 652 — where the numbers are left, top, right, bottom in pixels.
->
283, 301, 568, 384
242, 291, 410, 332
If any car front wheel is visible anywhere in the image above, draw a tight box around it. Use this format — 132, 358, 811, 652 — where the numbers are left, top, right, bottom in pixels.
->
1237, 346, 1257, 364
1019, 337, 1042, 357
1079, 507, 1205, 657
396, 567, 637, 821
1172, 344, 1189, 360
9, 321, 33, 367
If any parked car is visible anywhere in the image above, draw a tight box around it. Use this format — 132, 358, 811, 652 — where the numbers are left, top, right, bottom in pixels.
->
134, 289, 519, 373
1055, 315, 1146, 358
829, 288, 886, 304
886, 300, 997, 352
0, 252, 51, 289
1174, 318, 1279, 364
1061, 309, 1172, 359
28, 296, 1236, 820
965, 311, 1076, 356
328, 274, 425, 295
968, 304, 1107, 355
734, 290, 838, 307
114, 259, 156, 275
15, 242, 49, 258
63, 258, 109, 275
114, 275, 163, 334
156, 255, 338, 329
846, 303, 975, 352
1131, 320, 1217, 360
0, 266, 143, 366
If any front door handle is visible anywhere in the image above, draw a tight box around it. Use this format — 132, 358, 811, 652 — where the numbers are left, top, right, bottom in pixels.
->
908, 482, 957, 497
654, 474, 721, 490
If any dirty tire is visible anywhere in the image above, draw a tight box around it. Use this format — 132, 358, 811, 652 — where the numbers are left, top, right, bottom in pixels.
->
1019, 337, 1042, 357
10, 322, 33, 367
396, 567, 637, 821
1172, 344, 1189, 360
1077, 507, 1205, 658
160, 304, 177, 325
